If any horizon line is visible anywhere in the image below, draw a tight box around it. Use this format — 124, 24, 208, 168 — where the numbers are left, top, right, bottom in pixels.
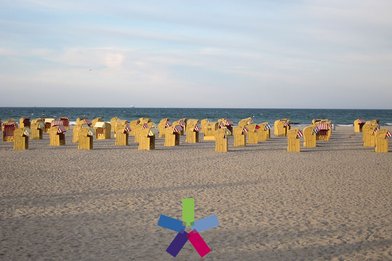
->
1, 106, 392, 110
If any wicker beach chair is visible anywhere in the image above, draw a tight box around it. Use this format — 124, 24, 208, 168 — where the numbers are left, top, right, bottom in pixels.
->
59, 117, 70, 130
246, 124, 259, 144
233, 126, 247, 147
164, 125, 182, 147
94, 121, 111, 140
354, 119, 366, 133
158, 118, 170, 138
78, 125, 94, 150
44, 118, 55, 133
362, 120, 379, 147
19, 117, 31, 128
215, 128, 230, 153
138, 127, 156, 150
133, 121, 154, 143
302, 125, 317, 148
110, 117, 119, 137
2, 120, 17, 142
274, 119, 291, 137
30, 118, 45, 140
172, 119, 186, 136
13, 128, 29, 150
200, 119, 209, 134
375, 129, 390, 153
218, 118, 233, 134
287, 129, 302, 152
72, 118, 90, 143
257, 122, 271, 142
129, 119, 141, 137
49, 121, 66, 146
115, 120, 131, 146
203, 121, 218, 141
185, 119, 200, 143
313, 119, 332, 141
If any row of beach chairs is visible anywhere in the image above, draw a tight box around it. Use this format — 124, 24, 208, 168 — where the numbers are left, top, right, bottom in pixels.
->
353, 119, 391, 153
1, 117, 390, 153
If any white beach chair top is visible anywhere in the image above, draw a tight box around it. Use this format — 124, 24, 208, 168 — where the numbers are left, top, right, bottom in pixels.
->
94, 122, 106, 128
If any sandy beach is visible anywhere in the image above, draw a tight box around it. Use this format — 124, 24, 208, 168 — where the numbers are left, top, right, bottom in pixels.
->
1, 126, 391, 260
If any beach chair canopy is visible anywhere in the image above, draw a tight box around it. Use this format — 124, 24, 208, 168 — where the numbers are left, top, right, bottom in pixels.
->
94, 122, 106, 128
45, 118, 55, 123
218, 118, 233, 128
238, 117, 253, 127
4, 122, 17, 136
168, 125, 182, 134
58, 117, 70, 126
51, 120, 64, 127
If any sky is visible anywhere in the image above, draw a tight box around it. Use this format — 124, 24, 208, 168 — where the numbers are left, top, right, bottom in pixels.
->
0, 0, 391, 109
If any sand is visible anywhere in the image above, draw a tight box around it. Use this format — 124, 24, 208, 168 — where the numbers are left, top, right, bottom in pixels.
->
1, 126, 392, 260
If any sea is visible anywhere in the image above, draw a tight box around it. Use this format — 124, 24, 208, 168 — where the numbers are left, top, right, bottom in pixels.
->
1, 107, 392, 126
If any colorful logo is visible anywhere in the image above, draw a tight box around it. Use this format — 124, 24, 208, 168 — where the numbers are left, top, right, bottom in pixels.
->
157, 198, 219, 257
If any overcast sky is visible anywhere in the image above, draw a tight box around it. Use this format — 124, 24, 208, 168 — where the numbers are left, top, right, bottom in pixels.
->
0, 0, 391, 108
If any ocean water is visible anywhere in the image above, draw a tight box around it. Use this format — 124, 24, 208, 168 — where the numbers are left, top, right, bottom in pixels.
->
1, 107, 392, 126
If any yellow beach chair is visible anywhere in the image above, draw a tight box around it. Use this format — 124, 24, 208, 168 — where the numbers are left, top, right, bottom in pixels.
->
13, 128, 29, 151
30, 118, 45, 140
185, 119, 200, 143
138, 128, 156, 150
257, 122, 271, 142
218, 118, 233, 134
203, 121, 218, 141
129, 119, 141, 137
200, 119, 209, 134
72, 118, 90, 143
362, 121, 379, 147
158, 118, 170, 138
172, 119, 186, 136
354, 119, 366, 133
94, 121, 111, 140
246, 124, 259, 144
78, 126, 94, 150
233, 126, 247, 147
287, 129, 302, 152
59, 117, 70, 130
303, 125, 317, 148
274, 119, 290, 137
49, 124, 66, 146
110, 117, 119, 136
2, 120, 17, 142
44, 118, 55, 133
312, 120, 332, 141
19, 117, 31, 129
164, 125, 182, 147
215, 128, 229, 152
115, 121, 130, 146
375, 129, 390, 153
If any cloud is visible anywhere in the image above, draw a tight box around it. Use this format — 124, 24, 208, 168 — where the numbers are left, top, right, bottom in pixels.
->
0, 1, 392, 108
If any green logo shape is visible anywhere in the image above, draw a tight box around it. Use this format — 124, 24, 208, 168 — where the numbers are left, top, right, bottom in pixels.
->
182, 198, 195, 227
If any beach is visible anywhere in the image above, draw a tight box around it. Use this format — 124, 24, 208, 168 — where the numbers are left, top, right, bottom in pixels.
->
1, 126, 392, 260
